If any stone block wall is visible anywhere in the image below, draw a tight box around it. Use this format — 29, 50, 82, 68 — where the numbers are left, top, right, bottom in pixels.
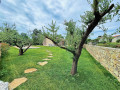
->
85, 44, 120, 81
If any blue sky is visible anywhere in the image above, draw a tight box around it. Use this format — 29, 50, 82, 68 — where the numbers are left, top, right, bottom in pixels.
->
0, 0, 120, 39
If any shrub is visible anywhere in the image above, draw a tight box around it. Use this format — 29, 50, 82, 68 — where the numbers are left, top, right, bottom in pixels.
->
0, 68, 8, 78
97, 42, 120, 48
117, 39, 120, 43
1, 43, 9, 57
0, 43, 9, 78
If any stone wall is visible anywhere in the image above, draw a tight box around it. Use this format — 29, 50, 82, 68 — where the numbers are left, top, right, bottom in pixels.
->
85, 44, 120, 81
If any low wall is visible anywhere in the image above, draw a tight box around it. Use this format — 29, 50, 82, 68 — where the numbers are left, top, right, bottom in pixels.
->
85, 44, 120, 81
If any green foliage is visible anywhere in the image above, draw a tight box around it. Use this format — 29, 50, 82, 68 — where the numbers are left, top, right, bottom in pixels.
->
43, 20, 64, 44
1, 43, 9, 57
1, 46, 120, 89
116, 39, 120, 43
16, 33, 32, 48
32, 29, 44, 45
0, 23, 18, 45
100, 35, 113, 43
86, 39, 92, 44
44, 20, 59, 40
91, 38, 100, 45
0, 43, 9, 78
98, 29, 113, 43
97, 0, 113, 13
110, 2, 120, 34
80, 11, 94, 25
65, 20, 84, 51
98, 42, 120, 48
0, 68, 8, 79
82, 0, 114, 27
114, 2, 120, 20
44, 20, 84, 52
0, 23, 32, 48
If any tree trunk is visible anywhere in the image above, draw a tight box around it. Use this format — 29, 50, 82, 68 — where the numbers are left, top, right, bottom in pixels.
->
19, 48, 23, 55
71, 60, 78, 75
71, 55, 79, 75
23, 44, 32, 53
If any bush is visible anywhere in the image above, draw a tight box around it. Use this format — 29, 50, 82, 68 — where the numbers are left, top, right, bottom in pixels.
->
1, 43, 9, 57
0, 43, 9, 78
97, 42, 120, 48
117, 39, 120, 43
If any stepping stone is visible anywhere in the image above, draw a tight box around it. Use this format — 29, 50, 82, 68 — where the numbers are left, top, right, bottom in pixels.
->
24, 68, 37, 73
9, 77, 27, 90
46, 50, 50, 52
49, 54, 53, 56
38, 61, 48, 66
47, 56, 53, 58
43, 58, 51, 60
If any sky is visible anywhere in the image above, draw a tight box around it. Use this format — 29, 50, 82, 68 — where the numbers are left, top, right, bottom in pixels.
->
0, 0, 120, 39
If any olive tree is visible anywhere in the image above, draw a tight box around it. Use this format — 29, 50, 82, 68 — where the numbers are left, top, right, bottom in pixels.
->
0, 23, 32, 55
43, 0, 116, 75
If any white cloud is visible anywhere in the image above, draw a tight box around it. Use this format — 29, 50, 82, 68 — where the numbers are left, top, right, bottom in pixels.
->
6, 0, 16, 5
0, 0, 120, 39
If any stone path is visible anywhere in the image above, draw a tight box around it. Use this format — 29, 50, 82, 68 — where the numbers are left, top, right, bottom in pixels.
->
24, 68, 37, 73
9, 77, 27, 90
43, 58, 51, 60
14, 46, 40, 49
38, 61, 48, 66
49, 54, 52, 56
46, 50, 51, 52
47, 56, 53, 58
8, 50, 53, 89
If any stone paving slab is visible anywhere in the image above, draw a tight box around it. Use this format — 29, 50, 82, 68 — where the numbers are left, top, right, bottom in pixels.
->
38, 61, 48, 66
43, 58, 51, 60
49, 54, 53, 56
46, 50, 50, 52
47, 56, 53, 58
24, 68, 37, 73
13, 46, 40, 49
9, 77, 27, 90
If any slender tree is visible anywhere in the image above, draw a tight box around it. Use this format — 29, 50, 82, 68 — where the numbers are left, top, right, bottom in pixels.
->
14, 33, 32, 55
32, 29, 44, 45
44, 0, 115, 75
44, 20, 59, 39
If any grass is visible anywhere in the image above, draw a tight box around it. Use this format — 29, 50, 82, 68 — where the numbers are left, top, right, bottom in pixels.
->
0, 46, 120, 90
97, 42, 120, 48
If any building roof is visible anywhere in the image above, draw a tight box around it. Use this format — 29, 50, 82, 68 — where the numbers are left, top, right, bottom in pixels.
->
113, 35, 120, 38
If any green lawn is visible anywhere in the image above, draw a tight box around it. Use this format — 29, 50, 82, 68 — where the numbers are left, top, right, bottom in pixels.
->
0, 46, 120, 90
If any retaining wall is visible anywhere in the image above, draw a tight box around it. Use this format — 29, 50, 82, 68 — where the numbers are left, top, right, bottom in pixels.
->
85, 44, 120, 81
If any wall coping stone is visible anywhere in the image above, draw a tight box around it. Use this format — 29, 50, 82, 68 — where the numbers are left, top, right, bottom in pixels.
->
85, 44, 120, 50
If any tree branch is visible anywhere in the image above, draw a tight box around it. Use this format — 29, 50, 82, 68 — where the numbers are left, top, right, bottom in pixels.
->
13, 40, 20, 48
93, 0, 100, 17
45, 36, 75, 54
23, 44, 32, 53
101, 4, 114, 17
76, 3, 114, 58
